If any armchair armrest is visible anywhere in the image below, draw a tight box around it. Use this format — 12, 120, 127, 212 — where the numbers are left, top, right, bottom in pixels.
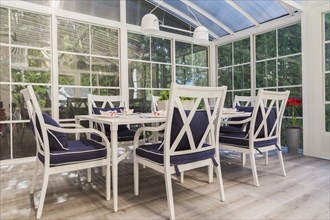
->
133, 123, 166, 149
59, 123, 85, 129
221, 117, 251, 125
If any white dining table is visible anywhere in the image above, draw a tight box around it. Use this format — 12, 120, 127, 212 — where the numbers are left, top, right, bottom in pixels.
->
75, 110, 251, 213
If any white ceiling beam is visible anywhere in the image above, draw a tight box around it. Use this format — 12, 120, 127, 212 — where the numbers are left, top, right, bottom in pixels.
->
151, 0, 220, 38
279, 0, 305, 12
278, 1, 295, 16
225, 0, 260, 27
179, 0, 234, 35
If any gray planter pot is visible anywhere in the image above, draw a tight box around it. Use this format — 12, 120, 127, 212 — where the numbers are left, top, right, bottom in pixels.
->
285, 127, 301, 155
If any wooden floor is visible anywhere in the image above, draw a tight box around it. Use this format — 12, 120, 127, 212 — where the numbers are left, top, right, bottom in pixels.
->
1, 151, 329, 219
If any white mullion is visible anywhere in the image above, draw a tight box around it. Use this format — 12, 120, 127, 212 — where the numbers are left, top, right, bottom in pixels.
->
276, 29, 279, 91
8, 8, 13, 160
51, 13, 59, 120
172, 39, 176, 85
251, 34, 256, 97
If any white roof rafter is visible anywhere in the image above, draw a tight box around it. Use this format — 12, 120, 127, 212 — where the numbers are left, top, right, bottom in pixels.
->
225, 0, 260, 27
179, 0, 234, 35
278, 1, 295, 16
152, 0, 219, 38
279, 0, 305, 12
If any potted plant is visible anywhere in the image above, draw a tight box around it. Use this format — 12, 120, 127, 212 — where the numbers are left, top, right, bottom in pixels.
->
285, 97, 302, 154
157, 90, 194, 111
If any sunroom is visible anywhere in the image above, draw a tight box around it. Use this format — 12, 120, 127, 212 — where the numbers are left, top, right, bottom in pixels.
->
0, 0, 329, 219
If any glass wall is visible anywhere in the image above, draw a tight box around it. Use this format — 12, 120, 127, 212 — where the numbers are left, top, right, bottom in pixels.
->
324, 12, 330, 132
0, 7, 52, 159
127, 32, 172, 112
217, 37, 251, 107
57, 18, 120, 120
175, 41, 209, 86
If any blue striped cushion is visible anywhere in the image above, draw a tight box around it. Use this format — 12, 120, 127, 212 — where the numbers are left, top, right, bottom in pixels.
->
219, 131, 278, 148
38, 139, 106, 166
136, 143, 214, 165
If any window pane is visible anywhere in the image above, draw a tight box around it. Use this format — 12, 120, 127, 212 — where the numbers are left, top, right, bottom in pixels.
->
11, 48, 51, 83
128, 33, 150, 61
59, 87, 89, 119
91, 57, 119, 87
175, 41, 192, 65
0, 7, 9, 44
91, 88, 119, 96
326, 104, 330, 132
57, 19, 89, 53
11, 9, 50, 48
128, 61, 151, 88
58, 54, 90, 86
218, 67, 232, 90
325, 12, 330, 41
256, 30, 276, 60
0, 123, 10, 160
151, 37, 171, 63
234, 38, 250, 65
129, 89, 151, 113
193, 45, 208, 67
91, 26, 118, 57
218, 43, 232, 67
13, 122, 35, 158
234, 65, 251, 90
325, 43, 330, 72
193, 68, 208, 86
279, 87, 302, 118
176, 66, 192, 85
0, 46, 9, 82
326, 72, 330, 101
152, 64, 171, 89
278, 23, 301, 56
278, 55, 302, 86
224, 91, 233, 108
0, 84, 10, 122
256, 60, 276, 88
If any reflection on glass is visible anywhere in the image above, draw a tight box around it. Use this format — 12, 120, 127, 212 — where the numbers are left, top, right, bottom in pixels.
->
58, 19, 89, 53
13, 122, 35, 158
278, 23, 301, 56
175, 41, 192, 65
91, 26, 118, 57
176, 66, 192, 85
11, 48, 51, 83
0, 7, 9, 44
326, 12, 330, 41
234, 38, 250, 65
256, 30, 276, 61
218, 67, 232, 90
218, 43, 232, 67
151, 37, 171, 63
278, 56, 302, 86
0, 122, 10, 160
91, 89, 119, 96
58, 87, 89, 119
325, 44, 330, 72
0, 46, 9, 82
11, 9, 50, 48
128, 61, 151, 88
129, 89, 151, 113
92, 57, 119, 87
193, 68, 208, 86
127, 33, 150, 61
256, 60, 276, 88
0, 84, 10, 122
325, 73, 330, 102
193, 44, 208, 67
152, 64, 171, 89
234, 65, 251, 90
58, 53, 90, 86
326, 104, 330, 132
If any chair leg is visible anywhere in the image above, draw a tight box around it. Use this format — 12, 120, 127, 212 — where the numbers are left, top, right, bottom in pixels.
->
134, 160, 139, 196
215, 156, 225, 202
164, 169, 175, 220
180, 171, 184, 183
36, 172, 49, 219
241, 153, 246, 166
278, 150, 286, 176
264, 151, 269, 165
106, 164, 111, 200
87, 168, 92, 182
30, 159, 39, 194
208, 164, 214, 183
249, 153, 260, 187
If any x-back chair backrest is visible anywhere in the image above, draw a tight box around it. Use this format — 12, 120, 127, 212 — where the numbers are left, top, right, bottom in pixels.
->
21, 85, 50, 157
163, 84, 227, 159
234, 95, 256, 107
87, 94, 126, 115
249, 89, 289, 143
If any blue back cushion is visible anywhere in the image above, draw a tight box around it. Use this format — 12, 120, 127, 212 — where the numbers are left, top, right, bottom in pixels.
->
92, 107, 128, 131
169, 108, 209, 151
31, 113, 69, 151
236, 106, 277, 138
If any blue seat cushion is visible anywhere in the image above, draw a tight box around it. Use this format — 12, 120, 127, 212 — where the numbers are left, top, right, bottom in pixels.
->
92, 107, 128, 132
38, 139, 106, 166
136, 143, 215, 165
220, 125, 245, 133
219, 131, 278, 148
168, 108, 209, 151
236, 106, 277, 138
31, 112, 69, 151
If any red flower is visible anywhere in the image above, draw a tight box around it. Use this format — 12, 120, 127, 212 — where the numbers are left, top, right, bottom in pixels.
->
287, 98, 302, 107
